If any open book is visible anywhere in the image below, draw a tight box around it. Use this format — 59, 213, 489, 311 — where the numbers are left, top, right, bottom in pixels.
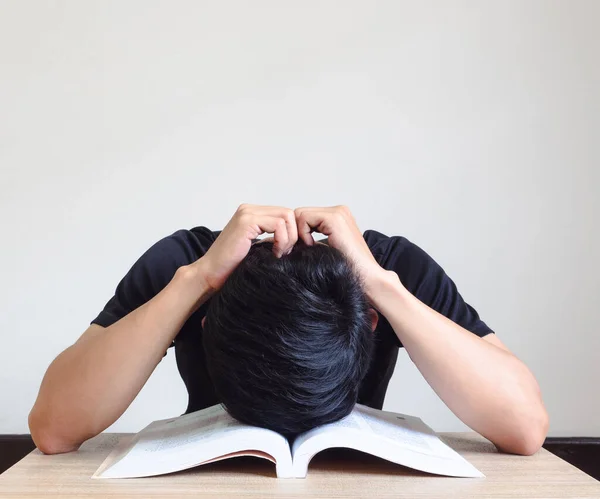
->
93, 404, 483, 479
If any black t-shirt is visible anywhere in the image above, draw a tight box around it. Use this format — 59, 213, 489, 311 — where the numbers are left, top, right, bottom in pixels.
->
92, 227, 493, 415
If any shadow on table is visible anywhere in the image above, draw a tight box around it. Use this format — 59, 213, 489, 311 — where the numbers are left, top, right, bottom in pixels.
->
439, 434, 497, 454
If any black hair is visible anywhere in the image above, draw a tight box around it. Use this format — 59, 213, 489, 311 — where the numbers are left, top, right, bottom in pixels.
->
202, 241, 374, 438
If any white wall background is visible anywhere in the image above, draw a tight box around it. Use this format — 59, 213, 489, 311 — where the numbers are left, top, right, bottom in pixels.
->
1, 0, 598, 437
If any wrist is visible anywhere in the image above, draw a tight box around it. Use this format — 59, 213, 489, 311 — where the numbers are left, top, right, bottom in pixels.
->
173, 260, 216, 311
364, 269, 412, 312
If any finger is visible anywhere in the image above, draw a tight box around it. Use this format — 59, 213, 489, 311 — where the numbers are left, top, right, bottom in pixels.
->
272, 208, 298, 254
253, 215, 289, 258
272, 217, 291, 258
239, 205, 297, 254
294, 207, 326, 246
240, 204, 293, 219
283, 215, 298, 254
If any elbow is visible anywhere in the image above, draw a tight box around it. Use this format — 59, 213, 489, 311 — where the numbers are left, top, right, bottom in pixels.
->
500, 407, 550, 456
28, 409, 81, 455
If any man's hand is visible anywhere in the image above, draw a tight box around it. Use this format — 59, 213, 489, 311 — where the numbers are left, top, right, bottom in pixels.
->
198, 204, 298, 291
294, 205, 390, 296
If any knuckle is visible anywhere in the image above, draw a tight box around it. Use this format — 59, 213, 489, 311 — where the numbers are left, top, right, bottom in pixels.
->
333, 211, 344, 221
284, 210, 295, 224
238, 213, 252, 225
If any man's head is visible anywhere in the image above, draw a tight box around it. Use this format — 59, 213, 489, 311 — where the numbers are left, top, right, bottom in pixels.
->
202, 241, 376, 437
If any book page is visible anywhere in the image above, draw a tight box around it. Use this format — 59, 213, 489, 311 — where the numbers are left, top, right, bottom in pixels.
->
348, 407, 444, 455
291, 404, 483, 478
94, 405, 293, 479
291, 405, 440, 457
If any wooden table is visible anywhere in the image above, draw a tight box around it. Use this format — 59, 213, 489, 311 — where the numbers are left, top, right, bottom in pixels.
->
1, 433, 598, 498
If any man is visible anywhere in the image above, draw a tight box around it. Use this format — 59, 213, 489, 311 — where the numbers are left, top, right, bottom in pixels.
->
29, 205, 548, 455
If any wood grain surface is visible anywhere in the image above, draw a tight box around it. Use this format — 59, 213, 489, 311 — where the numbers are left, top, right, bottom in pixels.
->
1, 432, 598, 498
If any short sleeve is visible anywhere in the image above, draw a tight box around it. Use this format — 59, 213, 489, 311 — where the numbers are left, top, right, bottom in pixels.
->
364, 230, 494, 341
91, 227, 216, 328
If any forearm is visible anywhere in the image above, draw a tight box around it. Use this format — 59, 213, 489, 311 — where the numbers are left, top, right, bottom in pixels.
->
368, 271, 548, 455
29, 261, 213, 454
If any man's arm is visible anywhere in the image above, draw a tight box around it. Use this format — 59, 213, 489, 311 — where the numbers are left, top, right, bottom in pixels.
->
28, 263, 213, 454
367, 271, 549, 455
294, 205, 549, 455
29, 204, 298, 455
